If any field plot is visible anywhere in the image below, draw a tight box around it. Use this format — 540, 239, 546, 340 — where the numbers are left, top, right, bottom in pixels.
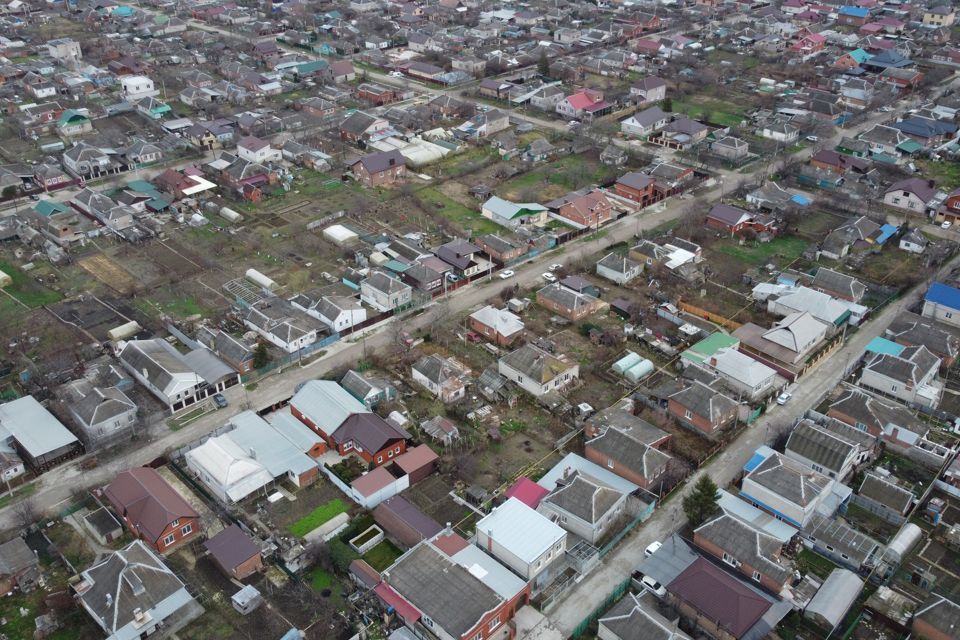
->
77, 254, 141, 295
0, 260, 64, 308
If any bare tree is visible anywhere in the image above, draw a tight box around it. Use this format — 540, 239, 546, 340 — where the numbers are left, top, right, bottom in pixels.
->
13, 495, 39, 529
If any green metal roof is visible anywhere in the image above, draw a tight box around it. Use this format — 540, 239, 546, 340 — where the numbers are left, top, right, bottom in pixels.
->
895, 139, 923, 154
680, 332, 739, 364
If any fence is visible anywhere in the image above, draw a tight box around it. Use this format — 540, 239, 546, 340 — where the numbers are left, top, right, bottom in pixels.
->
240, 332, 340, 383
569, 576, 632, 639
677, 301, 743, 330
849, 493, 907, 526
597, 496, 657, 558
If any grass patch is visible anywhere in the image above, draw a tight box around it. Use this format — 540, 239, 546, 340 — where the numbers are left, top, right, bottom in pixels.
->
363, 539, 402, 571
715, 236, 808, 266
289, 499, 349, 537
0, 481, 37, 509
416, 186, 500, 235
672, 95, 748, 128
308, 566, 334, 591
795, 548, 837, 580
0, 260, 64, 308
167, 406, 211, 431
501, 419, 527, 433
917, 158, 960, 189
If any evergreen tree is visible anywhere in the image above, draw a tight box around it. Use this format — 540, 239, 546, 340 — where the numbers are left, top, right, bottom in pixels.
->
252, 340, 270, 369
682, 474, 721, 527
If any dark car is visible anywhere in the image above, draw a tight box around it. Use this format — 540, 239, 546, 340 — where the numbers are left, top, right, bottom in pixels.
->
213, 393, 228, 409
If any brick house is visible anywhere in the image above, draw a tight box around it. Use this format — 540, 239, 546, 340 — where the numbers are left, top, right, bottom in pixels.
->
290, 380, 409, 467
537, 283, 606, 321
203, 524, 263, 580
584, 426, 671, 490
553, 189, 613, 228
469, 305, 525, 346
613, 172, 656, 206
667, 381, 738, 435
706, 204, 776, 236
103, 467, 201, 554
350, 150, 407, 187
693, 514, 795, 594
474, 233, 528, 265
357, 83, 396, 105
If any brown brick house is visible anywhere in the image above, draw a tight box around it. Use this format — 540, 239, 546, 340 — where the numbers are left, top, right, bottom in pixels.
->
468, 305, 525, 347
613, 172, 656, 205
693, 514, 794, 593
667, 381, 738, 435
552, 189, 613, 228
203, 524, 263, 580
350, 150, 406, 187
103, 467, 201, 554
536, 282, 606, 321
584, 426, 671, 490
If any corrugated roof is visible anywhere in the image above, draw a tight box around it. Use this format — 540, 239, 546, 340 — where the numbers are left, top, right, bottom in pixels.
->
0, 396, 79, 459
476, 497, 566, 564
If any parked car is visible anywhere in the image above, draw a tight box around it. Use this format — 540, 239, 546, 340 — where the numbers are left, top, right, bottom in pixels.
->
389, 71, 404, 78
942, 221, 952, 230
446, 273, 460, 282
213, 393, 228, 409
549, 263, 563, 272
631, 571, 666, 598
498, 270, 515, 279
542, 272, 558, 283
466, 331, 482, 343
644, 541, 662, 558
776, 391, 792, 405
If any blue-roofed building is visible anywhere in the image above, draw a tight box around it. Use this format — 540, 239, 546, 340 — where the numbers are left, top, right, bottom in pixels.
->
838, 6, 870, 25
922, 282, 960, 329
876, 224, 898, 245
865, 336, 905, 357
744, 445, 776, 473
791, 194, 811, 206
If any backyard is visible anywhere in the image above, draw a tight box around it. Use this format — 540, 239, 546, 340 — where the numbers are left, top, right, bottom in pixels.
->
713, 236, 809, 267
0, 260, 64, 308
289, 498, 350, 537
671, 95, 749, 128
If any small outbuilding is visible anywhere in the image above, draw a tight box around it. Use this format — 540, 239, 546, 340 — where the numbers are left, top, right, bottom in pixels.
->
804, 569, 864, 630
204, 524, 263, 580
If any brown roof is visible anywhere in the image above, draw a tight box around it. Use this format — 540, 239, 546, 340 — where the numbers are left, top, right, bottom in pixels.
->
668, 557, 771, 638
394, 444, 439, 475
103, 467, 199, 544
203, 524, 260, 571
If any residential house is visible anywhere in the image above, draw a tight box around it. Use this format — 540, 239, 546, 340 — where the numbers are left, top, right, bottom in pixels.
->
203, 524, 263, 580
0, 538, 39, 594
378, 533, 529, 640
360, 271, 413, 312
884, 178, 939, 215
740, 449, 839, 528
649, 118, 710, 150
480, 196, 549, 229
693, 514, 794, 593
859, 345, 941, 407
475, 497, 567, 584
434, 239, 489, 278
103, 467, 201, 553
784, 419, 870, 480
621, 106, 669, 138
537, 283, 606, 321
596, 253, 642, 285
57, 109, 92, 137
0, 395, 83, 472
630, 76, 667, 105
858, 125, 911, 157
886, 311, 958, 368
290, 380, 410, 467
598, 591, 691, 640
350, 150, 407, 188
498, 344, 579, 398
118, 339, 239, 413
827, 387, 929, 449
810, 268, 866, 303
339, 111, 389, 144
614, 172, 656, 206
556, 89, 611, 121
701, 347, 778, 401
537, 469, 629, 544
552, 190, 613, 229
411, 354, 470, 403
530, 85, 566, 112
457, 109, 510, 138
242, 299, 322, 354
474, 234, 528, 265
120, 76, 159, 101
291, 295, 366, 333
899, 229, 929, 254
469, 305, 525, 346
712, 137, 750, 162
62, 380, 137, 446
820, 216, 884, 260
196, 329, 255, 375
760, 123, 800, 144
706, 204, 775, 236
856, 473, 913, 520
76, 541, 201, 640
236, 136, 281, 165
667, 381, 738, 435
584, 426, 671, 491
340, 370, 396, 409
733, 312, 832, 382
922, 282, 960, 329
912, 593, 960, 640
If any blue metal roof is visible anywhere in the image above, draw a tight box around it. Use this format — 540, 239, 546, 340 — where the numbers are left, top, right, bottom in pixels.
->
877, 224, 898, 244
839, 6, 869, 17
791, 194, 811, 206
925, 282, 960, 310
866, 337, 905, 357
743, 446, 776, 473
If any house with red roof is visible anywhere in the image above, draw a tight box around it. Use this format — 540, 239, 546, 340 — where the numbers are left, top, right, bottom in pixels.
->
556, 89, 612, 121
103, 467, 201, 554
504, 477, 549, 509
552, 189, 613, 228
790, 31, 826, 56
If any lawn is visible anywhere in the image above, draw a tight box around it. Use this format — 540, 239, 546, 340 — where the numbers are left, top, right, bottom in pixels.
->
795, 548, 838, 580
0, 480, 37, 509
416, 186, 501, 235
715, 236, 808, 266
918, 158, 960, 190
289, 499, 349, 537
0, 260, 64, 308
308, 566, 334, 591
363, 540, 403, 571
672, 95, 748, 128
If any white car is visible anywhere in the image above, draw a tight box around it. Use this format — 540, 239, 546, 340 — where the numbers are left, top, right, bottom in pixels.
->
942, 221, 952, 230
549, 263, 563, 272
389, 71, 404, 78
644, 541, 663, 558
776, 391, 792, 405
542, 272, 558, 283
805, 135, 818, 142
498, 270, 515, 280
639, 574, 666, 598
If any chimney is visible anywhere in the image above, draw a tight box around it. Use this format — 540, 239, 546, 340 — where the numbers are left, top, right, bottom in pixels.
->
105, 594, 113, 608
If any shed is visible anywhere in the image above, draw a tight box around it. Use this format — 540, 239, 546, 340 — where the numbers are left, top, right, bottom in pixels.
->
394, 444, 438, 484
373, 495, 443, 548
204, 524, 263, 580
804, 569, 863, 629
883, 523, 922, 564
231, 584, 263, 615
82, 507, 123, 545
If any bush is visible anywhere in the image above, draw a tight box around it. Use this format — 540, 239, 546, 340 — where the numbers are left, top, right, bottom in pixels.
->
328, 538, 359, 573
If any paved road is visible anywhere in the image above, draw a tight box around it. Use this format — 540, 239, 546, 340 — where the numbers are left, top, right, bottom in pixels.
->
546, 249, 960, 636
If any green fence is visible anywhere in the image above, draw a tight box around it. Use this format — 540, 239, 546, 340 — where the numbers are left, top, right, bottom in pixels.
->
570, 576, 632, 638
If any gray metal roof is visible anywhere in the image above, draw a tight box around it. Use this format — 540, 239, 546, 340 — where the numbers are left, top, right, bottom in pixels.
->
0, 396, 79, 459
694, 514, 793, 586
586, 428, 671, 481
804, 569, 864, 627
599, 591, 691, 640
542, 471, 624, 525
227, 411, 316, 479
746, 452, 831, 508
785, 420, 856, 475
635, 534, 699, 588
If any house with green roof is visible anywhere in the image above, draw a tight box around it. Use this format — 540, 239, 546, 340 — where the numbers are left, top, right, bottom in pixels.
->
57, 109, 92, 137
32, 200, 69, 216
680, 332, 740, 365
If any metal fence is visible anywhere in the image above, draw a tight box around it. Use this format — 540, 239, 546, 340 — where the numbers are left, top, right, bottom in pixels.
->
569, 576, 632, 639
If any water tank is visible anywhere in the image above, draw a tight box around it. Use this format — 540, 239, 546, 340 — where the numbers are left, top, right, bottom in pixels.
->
106, 320, 141, 342
219, 207, 243, 223
612, 351, 642, 375
245, 268, 277, 291
884, 523, 923, 565
624, 358, 655, 383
